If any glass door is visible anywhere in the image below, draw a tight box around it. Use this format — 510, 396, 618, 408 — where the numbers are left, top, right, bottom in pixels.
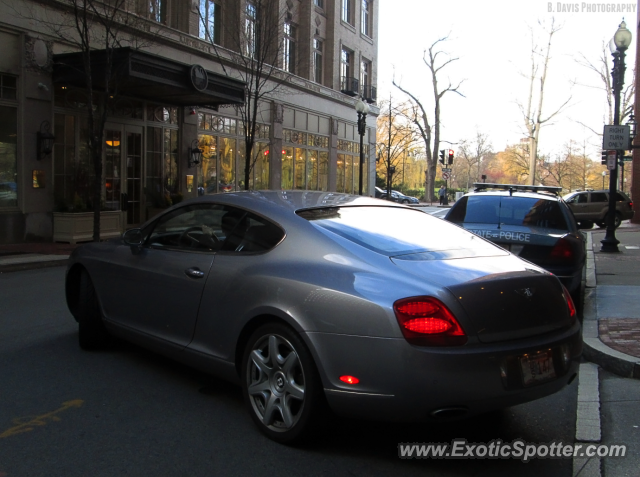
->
125, 126, 143, 226
104, 123, 143, 227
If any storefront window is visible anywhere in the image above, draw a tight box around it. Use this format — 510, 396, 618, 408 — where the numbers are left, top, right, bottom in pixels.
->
198, 134, 218, 194
219, 137, 236, 192
306, 150, 318, 191
337, 154, 345, 193
318, 152, 328, 192
0, 106, 17, 207
294, 148, 305, 189
282, 147, 293, 189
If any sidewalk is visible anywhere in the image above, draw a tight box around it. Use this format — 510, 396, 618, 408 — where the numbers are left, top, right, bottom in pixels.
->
0, 242, 77, 273
582, 222, 640, 379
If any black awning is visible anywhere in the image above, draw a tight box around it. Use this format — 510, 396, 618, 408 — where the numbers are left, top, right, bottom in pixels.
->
53, 47, 245, 108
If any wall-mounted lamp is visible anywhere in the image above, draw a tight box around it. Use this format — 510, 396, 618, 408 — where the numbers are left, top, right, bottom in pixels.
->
37, 120, 55, 160
188, 139, 202, 168
189, 106, 197, 115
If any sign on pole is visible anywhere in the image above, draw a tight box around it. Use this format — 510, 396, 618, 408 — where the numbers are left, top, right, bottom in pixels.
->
442, 171, 451, 180
603, 125, 630, 150
607, 151, 617, 171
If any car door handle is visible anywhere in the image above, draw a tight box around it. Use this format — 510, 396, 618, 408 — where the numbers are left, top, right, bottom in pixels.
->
185, 267, 205, 279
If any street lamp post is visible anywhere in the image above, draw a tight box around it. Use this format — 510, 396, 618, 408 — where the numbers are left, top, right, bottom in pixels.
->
601, 20, 632, 253
355, 98, 369, 195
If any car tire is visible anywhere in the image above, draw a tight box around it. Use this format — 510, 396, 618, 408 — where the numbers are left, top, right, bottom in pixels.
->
401, 199, 409, 204
77, 270, 109, 350
579, 220, 594, 229
242, 323, 324, 444
604, 213, 623, 229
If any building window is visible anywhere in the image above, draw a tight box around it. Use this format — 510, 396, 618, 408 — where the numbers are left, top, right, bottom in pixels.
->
361, 0, 371, 36
149, 0, 167, 24
199, 0, 221, 44
0, 74, 17, 100
245, 2, 257, 57
283, 22, 296, 73
313, 39, 323, 84
341, 0, 353, 25
314, 0, 324, 7
341, 48, 352, 81
0, 105, 18, 208
361, 59, 370, 95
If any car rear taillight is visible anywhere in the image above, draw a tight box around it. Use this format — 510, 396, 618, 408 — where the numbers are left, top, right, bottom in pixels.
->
550, 238, 573, 261
562, 285, 576, 322
393, 297, 467, 346
629, 201, 633, 208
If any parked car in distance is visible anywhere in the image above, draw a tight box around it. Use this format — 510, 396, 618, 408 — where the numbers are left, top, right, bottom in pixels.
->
563, 189, 634, 229
374, 187, 418, 204
392, 190, 419, 204
444, 183, 586, 302
66, 191, 580, 444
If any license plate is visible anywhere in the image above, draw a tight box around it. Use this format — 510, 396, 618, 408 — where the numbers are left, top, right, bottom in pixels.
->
520, 350, 556, 386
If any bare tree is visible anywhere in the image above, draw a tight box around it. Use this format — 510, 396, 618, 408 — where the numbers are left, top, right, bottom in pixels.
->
197, 0, 294, 190
574, 41, 635, 133
393, 35, 464, 201
376, 97, 417, 197
518, 19, 571, 185
15, 0, 155, 241
456, 131, 492, 189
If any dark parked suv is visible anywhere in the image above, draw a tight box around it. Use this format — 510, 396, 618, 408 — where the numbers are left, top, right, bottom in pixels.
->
563, 190, 634, 229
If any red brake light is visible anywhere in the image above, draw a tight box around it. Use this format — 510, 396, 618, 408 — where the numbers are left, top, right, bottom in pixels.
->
394, 297, 467, 346
550, 238, 573, 260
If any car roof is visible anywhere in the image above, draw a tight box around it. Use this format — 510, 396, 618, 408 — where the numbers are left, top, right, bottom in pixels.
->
145, 191, 408, 229
466, 183, 562, 201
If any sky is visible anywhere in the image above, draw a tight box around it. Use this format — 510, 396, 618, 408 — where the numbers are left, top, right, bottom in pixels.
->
377, 0, 638, 160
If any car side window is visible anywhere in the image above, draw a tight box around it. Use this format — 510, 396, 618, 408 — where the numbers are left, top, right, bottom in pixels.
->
590, 193, 607, 203
220, 209, 285, 253
147, 204, 226, 252
575, 194, 588, 204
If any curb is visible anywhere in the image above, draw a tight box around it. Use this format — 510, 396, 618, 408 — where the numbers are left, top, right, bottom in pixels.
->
581, 232, 640, 380
0, 259, 69, 274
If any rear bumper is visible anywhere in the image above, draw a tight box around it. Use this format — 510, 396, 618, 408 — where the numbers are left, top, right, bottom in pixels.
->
304, 321, 582, 422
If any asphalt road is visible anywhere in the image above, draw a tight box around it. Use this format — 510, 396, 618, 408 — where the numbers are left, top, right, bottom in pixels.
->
0, 267, 579, 476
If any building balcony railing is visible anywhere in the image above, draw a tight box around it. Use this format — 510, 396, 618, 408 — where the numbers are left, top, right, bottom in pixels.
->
340, 76, 359, 96
362, 84, 377, 103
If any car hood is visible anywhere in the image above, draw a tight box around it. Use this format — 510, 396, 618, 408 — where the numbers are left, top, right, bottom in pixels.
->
390, 253, 572, 343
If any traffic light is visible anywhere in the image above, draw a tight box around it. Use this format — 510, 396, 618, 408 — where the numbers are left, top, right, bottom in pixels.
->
448, 149, 454, 165
601, 151, 607, 165
439, 150, 445, 165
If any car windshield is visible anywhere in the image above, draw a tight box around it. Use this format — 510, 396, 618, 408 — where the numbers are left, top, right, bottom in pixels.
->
297, 206, 501, 256
448, 196, 568, 230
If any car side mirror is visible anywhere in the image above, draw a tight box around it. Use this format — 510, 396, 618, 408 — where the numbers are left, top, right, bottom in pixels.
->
123, 228, 144, 253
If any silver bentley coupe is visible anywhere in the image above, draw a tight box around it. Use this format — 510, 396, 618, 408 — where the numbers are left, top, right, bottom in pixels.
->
65, 191, 581, 444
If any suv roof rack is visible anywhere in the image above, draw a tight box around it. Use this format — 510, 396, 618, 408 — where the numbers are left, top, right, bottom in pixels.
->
472, 183, 562, 196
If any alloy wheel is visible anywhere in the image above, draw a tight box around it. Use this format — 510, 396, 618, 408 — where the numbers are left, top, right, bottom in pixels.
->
245, 333, 306, 432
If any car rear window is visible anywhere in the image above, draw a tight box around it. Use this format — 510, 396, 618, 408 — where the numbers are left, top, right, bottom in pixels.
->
297, 206, 502, 257
447, 196, 568, 230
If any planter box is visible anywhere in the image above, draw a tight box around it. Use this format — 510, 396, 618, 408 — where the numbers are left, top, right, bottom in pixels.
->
53, 211, 125, 244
